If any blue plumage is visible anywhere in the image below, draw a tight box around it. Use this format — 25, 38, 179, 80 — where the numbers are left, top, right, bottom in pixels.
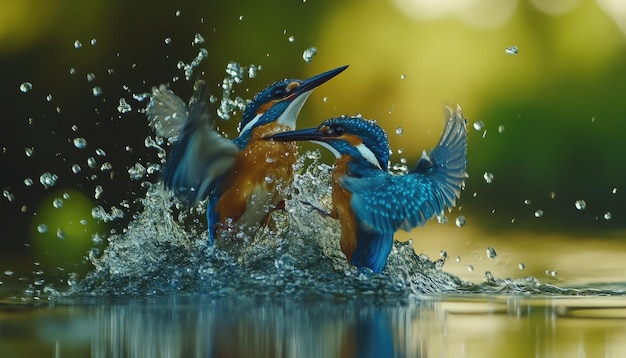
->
268, 107, 467, 273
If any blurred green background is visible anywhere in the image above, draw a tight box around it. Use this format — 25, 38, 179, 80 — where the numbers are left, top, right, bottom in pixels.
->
1, 0, 626, 281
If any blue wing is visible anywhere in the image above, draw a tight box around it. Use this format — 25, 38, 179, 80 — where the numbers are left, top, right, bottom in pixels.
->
343, 106, 467, 233
147, 81, 240, 204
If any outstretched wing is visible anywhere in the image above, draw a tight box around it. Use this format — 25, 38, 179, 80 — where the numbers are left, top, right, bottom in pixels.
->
147, 80, 239, 204
343, 106, 467, 233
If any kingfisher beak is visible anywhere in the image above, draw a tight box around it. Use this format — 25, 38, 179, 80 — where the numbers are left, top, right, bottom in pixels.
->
291, 65, 348, 98
266, 127, 324, 142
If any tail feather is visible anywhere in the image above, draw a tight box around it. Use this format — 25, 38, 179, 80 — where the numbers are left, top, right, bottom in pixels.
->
351, 228, 393, 273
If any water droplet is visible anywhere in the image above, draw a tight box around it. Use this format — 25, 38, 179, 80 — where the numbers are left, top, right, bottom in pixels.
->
524, 199, 531, 205
39, 172, 58, 188
92, 87, 102, 96
498, 125, 505, 133
612, 187, 618, 194
456, 256, 461, 263
574, 200, 586, 210
24, 178, 33, 186
238, 15, 244, 21
74, 40, 82, 49
534, 210, 544, 218
472, 121, 484, 131
193, 33, 205, 45
305, 150, 321, 160
467, 265, 474, 272
604, 212, 612, 220
505, 46, 518, 55
395, 127, 404, 136
483, 172, 494, 183
46, 94, 53, 102
248, 65, 259, 78
518, 262, 525, 270
95, 185, 104, 199
100, 162, 112, 171
87, 73, 96, 82
87, 157, 97, 168
549, 191, 556, 199
71, 164, 81, 174
37, 224, 48, 233
302, 47, 317, 62
69, 68, 77, 75
288, 35, 295, 43
90, 38, 97, 46
486, 247, 497, 259
2, 190, 14, 202
52, 198, 63, 208
128, 163, 146, 180
20, 82, 33, 93
95, 148, 106, 156
63, 192, 70, 199
117, 98, 132, 113
73, 138, 87, 149
455, 215, 466, 227
56, 228, 65, 239
545, 269, 557, 277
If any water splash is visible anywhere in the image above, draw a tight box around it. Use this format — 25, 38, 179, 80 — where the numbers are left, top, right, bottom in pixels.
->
66, 153, 616, 300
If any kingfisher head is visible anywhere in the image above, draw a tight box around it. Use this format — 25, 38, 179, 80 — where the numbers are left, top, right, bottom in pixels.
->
237, 65, 348, 144
268, 116, 391, 171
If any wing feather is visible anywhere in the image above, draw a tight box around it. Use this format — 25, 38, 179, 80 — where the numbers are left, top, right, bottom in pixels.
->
147, 81, 240, 204
343, 106, 467, 233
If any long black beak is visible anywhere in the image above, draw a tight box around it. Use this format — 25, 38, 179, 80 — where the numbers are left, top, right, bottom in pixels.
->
292, 65, 348, 97
266, 127, 325, 142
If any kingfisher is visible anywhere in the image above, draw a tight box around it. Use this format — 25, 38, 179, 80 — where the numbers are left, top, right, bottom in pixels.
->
146, 65, 348, 243
267, 108, 467, 273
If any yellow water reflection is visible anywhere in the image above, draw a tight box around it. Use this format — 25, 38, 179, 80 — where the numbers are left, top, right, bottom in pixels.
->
2, 295, 626, 357
399, 225, 626, 286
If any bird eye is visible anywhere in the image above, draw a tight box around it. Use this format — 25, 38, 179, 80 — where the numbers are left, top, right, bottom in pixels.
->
272, 87, 286, 99
330, 125, 345, 136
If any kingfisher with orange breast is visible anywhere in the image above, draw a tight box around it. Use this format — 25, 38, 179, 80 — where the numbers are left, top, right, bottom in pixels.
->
268, 108, 467, 273
146, 65, 348, 243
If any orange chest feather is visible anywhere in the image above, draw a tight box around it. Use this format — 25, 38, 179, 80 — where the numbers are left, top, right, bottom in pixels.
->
332, 156, 358, 261
215, 122, 297, 221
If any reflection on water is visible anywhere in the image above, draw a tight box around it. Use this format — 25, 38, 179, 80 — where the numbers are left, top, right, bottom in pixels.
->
2, 295, 626, 357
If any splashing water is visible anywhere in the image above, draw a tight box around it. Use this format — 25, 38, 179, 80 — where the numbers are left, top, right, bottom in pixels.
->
74, 154, 465, 298
66, 150, 613, 299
